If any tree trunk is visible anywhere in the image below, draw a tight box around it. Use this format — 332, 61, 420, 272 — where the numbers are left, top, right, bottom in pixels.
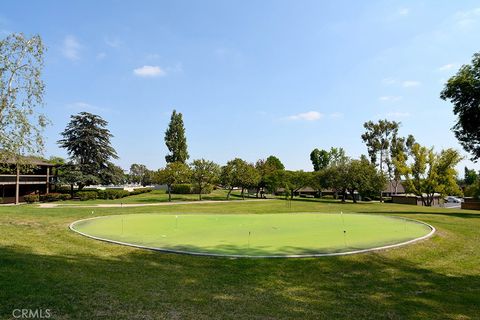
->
241, 187, 245, 199
290, 189, 294, 200
350, 189, 357, 203
227, 187, 233, 200
70, 184, 74, 197
341, 189, 346, 202
199, 187, 202, 200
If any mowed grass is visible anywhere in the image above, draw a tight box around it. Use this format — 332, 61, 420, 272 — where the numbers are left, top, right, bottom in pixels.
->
58, 189, 243, 205
1, 199, 479, 319
72, 213, 432, 256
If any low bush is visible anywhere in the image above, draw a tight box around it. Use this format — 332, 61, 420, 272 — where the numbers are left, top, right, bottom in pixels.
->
129, 188, 154, 196
192, 184, 214, 194
24, 194, 39, 203
59, 194, 72, 201
76, 191, 97, 201
44, 193, 63, 202
171, 184, 192, 194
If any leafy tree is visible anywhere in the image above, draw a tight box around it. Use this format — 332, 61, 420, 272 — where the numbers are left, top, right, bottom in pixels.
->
155, 162, 191, 201
397, 143, 463, 206
221, 158, 260, 199
191, 159, 220, 200
100, 163, 126, 186
57, 112, 118, 189
464, 167, 478, 186
255, 155, 285, 197
57, 163, 99, 196
345, 157, 386, 203
361, 119, 400, 172
129, 163, 152, 186
0, 33, 48, 168
440, 52, 480, 161
164, 110, 189, 164
285, 170, 311, 200
328, 147, 348, 166
310, 148, 330, 171
387, 134, 416, 194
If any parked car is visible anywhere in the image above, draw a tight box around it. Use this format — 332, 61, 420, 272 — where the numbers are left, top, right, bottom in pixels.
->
445, 196, 463, 203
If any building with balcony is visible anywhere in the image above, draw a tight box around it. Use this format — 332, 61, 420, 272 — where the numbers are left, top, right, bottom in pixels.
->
0, 159, 56, 204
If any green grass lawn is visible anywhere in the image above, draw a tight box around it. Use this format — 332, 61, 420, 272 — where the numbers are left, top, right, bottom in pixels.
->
57, 188, 248, 205
72, 213, 432, 256
1, 199, 479, 319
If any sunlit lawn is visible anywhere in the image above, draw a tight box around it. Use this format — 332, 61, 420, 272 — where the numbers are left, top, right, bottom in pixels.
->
1, 198, 479, 319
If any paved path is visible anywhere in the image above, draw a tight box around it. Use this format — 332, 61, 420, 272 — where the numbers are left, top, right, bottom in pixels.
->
38, 198, 273, 208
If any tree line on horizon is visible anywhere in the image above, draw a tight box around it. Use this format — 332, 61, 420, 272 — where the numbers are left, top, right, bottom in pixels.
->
1, 33, 479, 204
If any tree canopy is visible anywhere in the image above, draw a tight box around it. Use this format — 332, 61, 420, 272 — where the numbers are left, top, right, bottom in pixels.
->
155, 162, 191, 201
164, 110, 189, 164
191, 159, 220, 200
441, 52, 480, 161
310, 148, 330, 171
0, 33, 48, 165
57, 112, 118, 189
397, 143, 463, 206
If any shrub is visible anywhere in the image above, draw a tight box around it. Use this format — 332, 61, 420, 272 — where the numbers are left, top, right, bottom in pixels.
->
363, 196, 372, 202
76, 191, 97, 201
44, 193, 63, 202
59, 194, 72, 201
192, 184, 213, 194
130, 188, 154, 196
24, 194, 39, 203
171, 184, 192, 194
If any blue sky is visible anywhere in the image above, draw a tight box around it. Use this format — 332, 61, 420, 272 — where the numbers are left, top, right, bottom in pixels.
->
2, 1, 480, 173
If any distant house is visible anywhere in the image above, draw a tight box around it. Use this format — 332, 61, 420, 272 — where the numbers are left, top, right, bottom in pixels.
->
0, 158, 56, 204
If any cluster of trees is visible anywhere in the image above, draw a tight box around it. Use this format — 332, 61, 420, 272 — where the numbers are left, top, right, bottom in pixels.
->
464, 167, 480, 199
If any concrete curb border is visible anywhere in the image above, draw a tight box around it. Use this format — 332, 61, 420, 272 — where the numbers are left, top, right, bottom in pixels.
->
69, 213, 436, 259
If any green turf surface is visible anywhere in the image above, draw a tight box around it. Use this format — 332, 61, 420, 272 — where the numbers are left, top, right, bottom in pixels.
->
1, 199, 479, 319
72, 213, 432, 256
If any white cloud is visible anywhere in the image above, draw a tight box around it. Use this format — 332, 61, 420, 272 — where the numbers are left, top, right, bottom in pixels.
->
398, 8, 410, 16
62, 35, 81, 61
379, 96, 402, 102
287, 111, 323, 121
454, 7, 480, 28
402, 80, 421, 88
438, 63, 455, 71
133, 65, 166, 77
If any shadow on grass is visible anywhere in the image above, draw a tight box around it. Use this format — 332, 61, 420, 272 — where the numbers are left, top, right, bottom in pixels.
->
1, 244, 478, 319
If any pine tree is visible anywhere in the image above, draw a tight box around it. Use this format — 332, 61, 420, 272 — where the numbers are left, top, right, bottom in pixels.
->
164, 110, 189, 164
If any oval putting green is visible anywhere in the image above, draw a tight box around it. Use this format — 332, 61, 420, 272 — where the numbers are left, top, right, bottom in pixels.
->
70, 213, 434, 257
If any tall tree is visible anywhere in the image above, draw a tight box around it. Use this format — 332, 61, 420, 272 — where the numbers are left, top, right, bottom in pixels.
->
0, 33, 48, 167
440, 52, 480, 161
191, 159, 220, 200
58, 112, 118, 189
310, 148, 330, 171
164, 110, 189, 164
255, 155, 285, 197
155, 162, 191, 201
397, 143, 463, 206
129, 163, 150, 186
221, 158, 260, 199
361, 120, 400, 201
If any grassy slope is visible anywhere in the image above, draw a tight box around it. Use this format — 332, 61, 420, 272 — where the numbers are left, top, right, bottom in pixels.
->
1, 199, 479, 319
